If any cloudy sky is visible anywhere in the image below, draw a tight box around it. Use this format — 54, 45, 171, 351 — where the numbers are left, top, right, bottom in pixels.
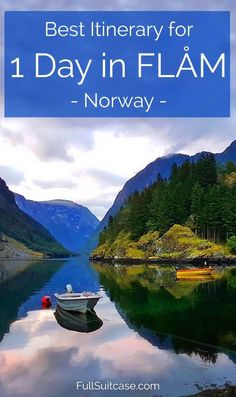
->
0, 0, 235, 220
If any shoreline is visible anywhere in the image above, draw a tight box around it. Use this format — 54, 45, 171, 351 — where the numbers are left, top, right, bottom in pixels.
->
90, 255, 236, 265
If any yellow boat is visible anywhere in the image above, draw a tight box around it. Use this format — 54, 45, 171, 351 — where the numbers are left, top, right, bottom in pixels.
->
177, 267, 214, 278
177, 276, 215, 283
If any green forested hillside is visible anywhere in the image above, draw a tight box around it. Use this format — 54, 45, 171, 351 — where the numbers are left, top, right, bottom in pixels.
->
94, 155, 236, 259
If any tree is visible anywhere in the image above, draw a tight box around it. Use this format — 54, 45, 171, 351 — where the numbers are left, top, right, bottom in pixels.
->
170, 163, 178, 182
191, 183, 205, 236
196, 154, 217, 189
227, 236, 236, 253
226, 161, 236, 174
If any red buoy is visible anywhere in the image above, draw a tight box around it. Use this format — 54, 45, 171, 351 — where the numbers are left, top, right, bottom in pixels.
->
41, 296, 52, 309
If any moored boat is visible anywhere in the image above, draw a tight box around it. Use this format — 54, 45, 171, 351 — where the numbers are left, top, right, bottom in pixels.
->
176, 267, 214, 279
54, 284, 102, 313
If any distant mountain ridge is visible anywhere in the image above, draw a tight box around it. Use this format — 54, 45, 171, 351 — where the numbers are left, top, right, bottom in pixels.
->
89, 140, 236, 248
15, 195, 99, 252
0, 178, 68, 257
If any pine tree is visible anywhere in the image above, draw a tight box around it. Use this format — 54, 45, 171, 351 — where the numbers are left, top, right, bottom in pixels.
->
195, 154, 218, 189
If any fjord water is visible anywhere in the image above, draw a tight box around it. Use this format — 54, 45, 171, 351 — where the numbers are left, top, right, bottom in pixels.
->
0, 257, 236, 397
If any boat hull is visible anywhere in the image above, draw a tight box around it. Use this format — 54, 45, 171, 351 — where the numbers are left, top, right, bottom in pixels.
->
54, 294, 101, 313
177, 268, 214, 278
177, 275, 214, 281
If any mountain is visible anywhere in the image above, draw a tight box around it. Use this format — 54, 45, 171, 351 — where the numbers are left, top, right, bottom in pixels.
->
0, 178, 68, 257
90, 140, 236, 248
15, 195, 99, 253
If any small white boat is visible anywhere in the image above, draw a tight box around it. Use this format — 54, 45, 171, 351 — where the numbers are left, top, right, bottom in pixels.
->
54, 284, 102, 313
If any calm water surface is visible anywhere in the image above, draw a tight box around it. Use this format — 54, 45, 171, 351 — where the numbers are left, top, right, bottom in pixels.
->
0, 256, 236, 397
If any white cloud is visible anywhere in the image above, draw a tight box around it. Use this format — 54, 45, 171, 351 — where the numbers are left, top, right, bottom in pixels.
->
33, 179, 77, 189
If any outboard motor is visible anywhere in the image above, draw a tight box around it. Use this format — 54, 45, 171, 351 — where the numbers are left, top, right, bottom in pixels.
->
65, 284, 73, 294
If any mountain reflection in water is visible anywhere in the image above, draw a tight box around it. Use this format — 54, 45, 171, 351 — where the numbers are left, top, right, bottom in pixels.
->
93, 263, 236, 364
0, 257, 235, 397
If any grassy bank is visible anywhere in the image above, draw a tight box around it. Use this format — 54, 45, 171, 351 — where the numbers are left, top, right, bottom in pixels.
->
91, 224, 235, 263
0, 233, 45, 259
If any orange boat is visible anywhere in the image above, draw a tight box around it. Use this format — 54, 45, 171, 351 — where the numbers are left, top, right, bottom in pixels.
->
176, 267, 214, 278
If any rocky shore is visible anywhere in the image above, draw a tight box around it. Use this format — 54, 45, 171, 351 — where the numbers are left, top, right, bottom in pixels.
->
0, 232, 44, 259
91, 225, 236, 265
90, 255, 236, 266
